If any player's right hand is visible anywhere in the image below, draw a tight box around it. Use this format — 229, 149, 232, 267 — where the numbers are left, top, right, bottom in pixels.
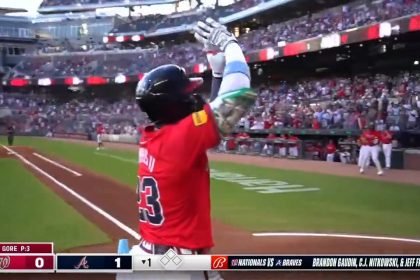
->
194, 18, 237, 52
207, 52, 225, 78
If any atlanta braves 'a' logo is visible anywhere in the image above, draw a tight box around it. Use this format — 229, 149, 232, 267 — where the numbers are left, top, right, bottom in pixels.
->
0, 256, 10, 270
74, 256, 89, 269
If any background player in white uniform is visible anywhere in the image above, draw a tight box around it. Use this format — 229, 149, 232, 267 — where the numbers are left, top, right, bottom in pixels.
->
96, 123, 105, 150
358, 135, 369, 173
360, 125, 383, 175
380, 129, 393, 169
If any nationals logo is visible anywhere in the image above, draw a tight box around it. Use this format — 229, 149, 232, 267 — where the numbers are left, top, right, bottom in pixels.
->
0, 256, 10, 270
211, 256, 228, 270
74, 256, 89, 269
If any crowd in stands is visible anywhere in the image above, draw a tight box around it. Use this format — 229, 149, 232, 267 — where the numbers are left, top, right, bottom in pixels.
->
2, 71, 420, 135
40, 0, 137, 7
239, 0, 420, 50
8, 45, 201, 79
113, 0, 420, 44
0, 92, 144, 136
8, 0, 420, 80
111, 0, 263, 33
241, 71, 420, 131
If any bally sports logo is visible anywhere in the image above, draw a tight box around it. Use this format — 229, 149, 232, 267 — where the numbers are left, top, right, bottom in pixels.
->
211, 256, 228, 270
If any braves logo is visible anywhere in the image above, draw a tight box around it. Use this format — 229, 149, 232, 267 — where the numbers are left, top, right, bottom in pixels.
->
74, 256, 89, 269
0, 256, 10, 270
211, 256, 228, 269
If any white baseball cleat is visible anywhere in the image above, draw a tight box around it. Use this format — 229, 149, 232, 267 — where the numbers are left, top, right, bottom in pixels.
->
377, 171, 384, 176
359, 168, 364, 174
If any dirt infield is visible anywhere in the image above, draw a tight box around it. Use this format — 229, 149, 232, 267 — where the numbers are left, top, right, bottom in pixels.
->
1, 143, 420, 279
0, 146, 12, 158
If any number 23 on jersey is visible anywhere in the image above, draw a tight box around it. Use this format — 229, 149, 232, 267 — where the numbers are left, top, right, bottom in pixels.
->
136, 176, 165, 226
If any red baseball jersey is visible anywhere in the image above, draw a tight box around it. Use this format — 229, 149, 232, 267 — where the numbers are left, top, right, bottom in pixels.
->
266, 133, 276, 140
96, 125, 105, 134
236, 132, 250, 146
277, 136, 287, 147
380, 130, 392, 144
358, 135, 368, 146
288, 135, 299, 147
236, 132, 250, 139
326, 143, 336, 154
137, 104, 220, 249
362, 130, 379, 146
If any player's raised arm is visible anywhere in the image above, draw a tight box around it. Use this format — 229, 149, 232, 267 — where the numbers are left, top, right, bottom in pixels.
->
194, 18, 257, 134
207, 51, 225, 102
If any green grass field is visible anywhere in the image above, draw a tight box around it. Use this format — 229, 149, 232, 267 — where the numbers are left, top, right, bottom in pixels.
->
3, 136, 420, 239
0, 158, 110, 251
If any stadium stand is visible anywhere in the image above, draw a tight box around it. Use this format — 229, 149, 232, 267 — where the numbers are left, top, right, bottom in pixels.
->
2, 71, 419, 135
6, 0, 420, 80
110, 0, 264, 33
0, 92, 144, 136
40, 0, 125, 7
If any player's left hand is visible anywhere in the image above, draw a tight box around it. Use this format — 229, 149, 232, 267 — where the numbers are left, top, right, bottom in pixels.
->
194, 18, 237, 52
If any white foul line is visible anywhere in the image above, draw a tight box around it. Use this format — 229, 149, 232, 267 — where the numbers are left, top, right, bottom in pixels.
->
33, 152, 82, 177
252, 232, 420, 244
2, 145, 140, 240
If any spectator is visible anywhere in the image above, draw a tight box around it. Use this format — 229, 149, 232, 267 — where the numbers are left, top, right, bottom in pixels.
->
407, 105, 419, 129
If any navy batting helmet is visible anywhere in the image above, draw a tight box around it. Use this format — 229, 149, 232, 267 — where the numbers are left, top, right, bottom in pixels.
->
135, 64, 204, 125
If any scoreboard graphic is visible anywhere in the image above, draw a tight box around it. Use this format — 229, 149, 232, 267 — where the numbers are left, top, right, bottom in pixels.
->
1, 243, 420, 273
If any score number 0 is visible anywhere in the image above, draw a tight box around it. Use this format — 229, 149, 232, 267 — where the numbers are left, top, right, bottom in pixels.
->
35, 257, 44, 268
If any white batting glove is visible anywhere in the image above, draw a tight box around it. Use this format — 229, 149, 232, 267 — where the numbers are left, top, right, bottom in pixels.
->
194, 18, 237, 52
207, 52, 225, 78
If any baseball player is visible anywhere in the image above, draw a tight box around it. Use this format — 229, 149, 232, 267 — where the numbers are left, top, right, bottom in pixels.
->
262, 133, 276, 155
325, 140, 336, 162
360, 124, 383, 175
122, 18, 256, 280
288, 134, 299, 157
96, 123, 105, 150
7, 123, 15, 146
278, 134, 287, 157
236, 131, 251, 153
380, 129, 393, 169
358, 134, 369, 173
